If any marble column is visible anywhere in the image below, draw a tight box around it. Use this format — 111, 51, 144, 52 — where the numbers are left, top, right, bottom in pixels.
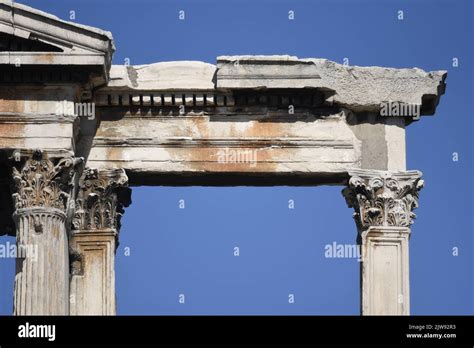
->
343, 169, 424, 315
11, 149, 82, 315
69, 168, 131, 315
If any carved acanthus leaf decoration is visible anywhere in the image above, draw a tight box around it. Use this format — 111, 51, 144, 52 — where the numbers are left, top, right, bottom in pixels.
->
73, 168, 131, 231
11, 150, 83, 213
342, 170, 423, 229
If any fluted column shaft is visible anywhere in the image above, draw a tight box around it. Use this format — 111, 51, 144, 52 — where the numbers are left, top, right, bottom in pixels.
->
14, 207, 68, 315
10, 150, 82, 315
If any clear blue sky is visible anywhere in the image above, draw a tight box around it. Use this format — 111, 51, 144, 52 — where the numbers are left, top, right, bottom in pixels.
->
0, 0, 472, 315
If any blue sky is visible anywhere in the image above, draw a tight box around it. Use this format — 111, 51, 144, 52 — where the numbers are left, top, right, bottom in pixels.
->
0, 0, 472, 315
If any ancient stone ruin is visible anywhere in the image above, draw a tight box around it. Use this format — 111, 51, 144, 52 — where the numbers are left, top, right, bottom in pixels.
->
0, 1, 446, 315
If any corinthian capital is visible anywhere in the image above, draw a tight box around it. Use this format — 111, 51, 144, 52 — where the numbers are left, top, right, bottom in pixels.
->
73, 168, 131, 232
10, 149, 83, 213
342, 169, 424, 229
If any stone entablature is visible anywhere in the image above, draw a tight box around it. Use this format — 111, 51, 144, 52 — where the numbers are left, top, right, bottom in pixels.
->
0, 1, 448, 316
217, 56, 446, 115
0, 1, 114, 84
94, 88, 327, 110
85, 56, 445, 183
96, 56, 446, 116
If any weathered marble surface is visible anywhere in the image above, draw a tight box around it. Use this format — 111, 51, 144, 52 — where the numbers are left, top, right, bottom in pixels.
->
217, 55, 447, 114
107, 62, 216, 91
104, 55, 446, 115
0, 1, 114, 84
85, 55, 445, 183
343, 169, 423, 315
0, 1, 447, 316
70, 169, 130, 315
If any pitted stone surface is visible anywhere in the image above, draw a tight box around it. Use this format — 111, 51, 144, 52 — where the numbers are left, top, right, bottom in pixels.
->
217, 55, 446, 114
107, 61, 216, 90
103, 55, 446, 115
0, 1, 449, 317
